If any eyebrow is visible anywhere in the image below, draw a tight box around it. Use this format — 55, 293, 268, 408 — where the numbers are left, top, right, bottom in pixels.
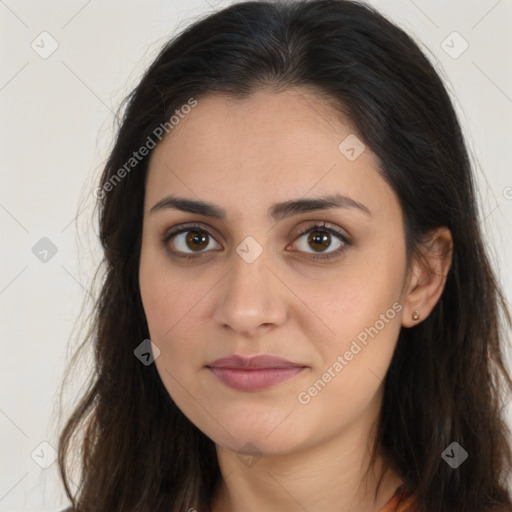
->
149, 193, 372, 220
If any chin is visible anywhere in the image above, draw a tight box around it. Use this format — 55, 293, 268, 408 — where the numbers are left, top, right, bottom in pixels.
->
202, 418, 310, 457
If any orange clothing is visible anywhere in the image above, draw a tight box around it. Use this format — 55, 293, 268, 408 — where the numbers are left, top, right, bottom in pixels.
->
59, 485, 417, 512
379, 484, 416, 512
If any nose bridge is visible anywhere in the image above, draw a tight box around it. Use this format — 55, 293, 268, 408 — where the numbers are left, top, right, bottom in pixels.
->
213, 236, 287, 333
231, 238, 271, 293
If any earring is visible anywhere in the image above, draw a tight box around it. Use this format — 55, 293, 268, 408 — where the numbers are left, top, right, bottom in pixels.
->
412, 309, 420, 321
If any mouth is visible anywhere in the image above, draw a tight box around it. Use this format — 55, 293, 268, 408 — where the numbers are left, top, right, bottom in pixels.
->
206, 354, 308, 391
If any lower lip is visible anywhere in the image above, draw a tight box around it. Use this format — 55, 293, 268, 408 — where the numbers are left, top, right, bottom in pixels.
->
208, 367, 306, 391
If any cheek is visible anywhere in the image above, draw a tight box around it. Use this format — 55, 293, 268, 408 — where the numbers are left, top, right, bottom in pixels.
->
335, 270, 404, 382
291, 261, 403, 347
139, 247, 195, 338
139, 251, 213, 383
295, 245, 405, 389
139, 259, 171, 338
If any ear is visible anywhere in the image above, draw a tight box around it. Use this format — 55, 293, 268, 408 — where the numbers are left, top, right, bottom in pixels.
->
401, 226, 453, 328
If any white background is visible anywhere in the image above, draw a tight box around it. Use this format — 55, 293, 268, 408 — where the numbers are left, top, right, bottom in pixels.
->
1, 0, 511, 510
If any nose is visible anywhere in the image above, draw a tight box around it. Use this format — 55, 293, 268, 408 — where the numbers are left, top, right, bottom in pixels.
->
212, 247, 288, 336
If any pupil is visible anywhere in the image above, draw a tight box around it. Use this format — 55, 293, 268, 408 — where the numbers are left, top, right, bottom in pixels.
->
308, 231, 330, 252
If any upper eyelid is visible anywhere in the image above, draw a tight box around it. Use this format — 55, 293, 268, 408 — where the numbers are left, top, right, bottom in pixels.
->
163, 221, 350, 246
163, 222, 222, 242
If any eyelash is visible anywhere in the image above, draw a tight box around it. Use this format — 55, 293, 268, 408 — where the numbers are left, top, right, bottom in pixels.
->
161, 221, 352, 261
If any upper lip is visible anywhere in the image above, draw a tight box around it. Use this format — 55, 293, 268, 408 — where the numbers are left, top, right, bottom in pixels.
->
207, 355, 306, 369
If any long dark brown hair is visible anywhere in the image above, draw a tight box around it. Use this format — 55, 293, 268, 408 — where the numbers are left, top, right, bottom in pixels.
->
57, 1, 512, 511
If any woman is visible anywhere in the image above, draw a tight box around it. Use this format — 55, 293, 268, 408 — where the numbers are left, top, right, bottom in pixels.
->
57, 1, 512, 511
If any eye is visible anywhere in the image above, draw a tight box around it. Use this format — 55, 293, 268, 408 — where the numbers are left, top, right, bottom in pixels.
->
290, 222, 351, 260
162, 223, 221, 259
162, 221, 351, 261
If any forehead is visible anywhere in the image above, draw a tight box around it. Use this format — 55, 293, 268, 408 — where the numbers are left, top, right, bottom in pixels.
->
144, 88, 399, 221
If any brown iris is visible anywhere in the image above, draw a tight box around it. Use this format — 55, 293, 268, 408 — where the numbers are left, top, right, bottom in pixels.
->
186, 230, 209, 251
308, 231, 331, 252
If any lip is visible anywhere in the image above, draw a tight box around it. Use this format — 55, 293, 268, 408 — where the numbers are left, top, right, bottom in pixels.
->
207, 355, 305, 369
206, 355, 308, 391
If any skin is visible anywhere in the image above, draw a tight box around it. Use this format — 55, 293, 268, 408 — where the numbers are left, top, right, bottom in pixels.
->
138, 87, 453, 512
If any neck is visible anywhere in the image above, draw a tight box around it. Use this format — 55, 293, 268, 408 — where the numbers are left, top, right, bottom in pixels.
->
210, 419, 403, 512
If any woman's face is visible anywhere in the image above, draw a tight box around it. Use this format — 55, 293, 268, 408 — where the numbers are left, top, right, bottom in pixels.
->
139, 88, 410, 455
